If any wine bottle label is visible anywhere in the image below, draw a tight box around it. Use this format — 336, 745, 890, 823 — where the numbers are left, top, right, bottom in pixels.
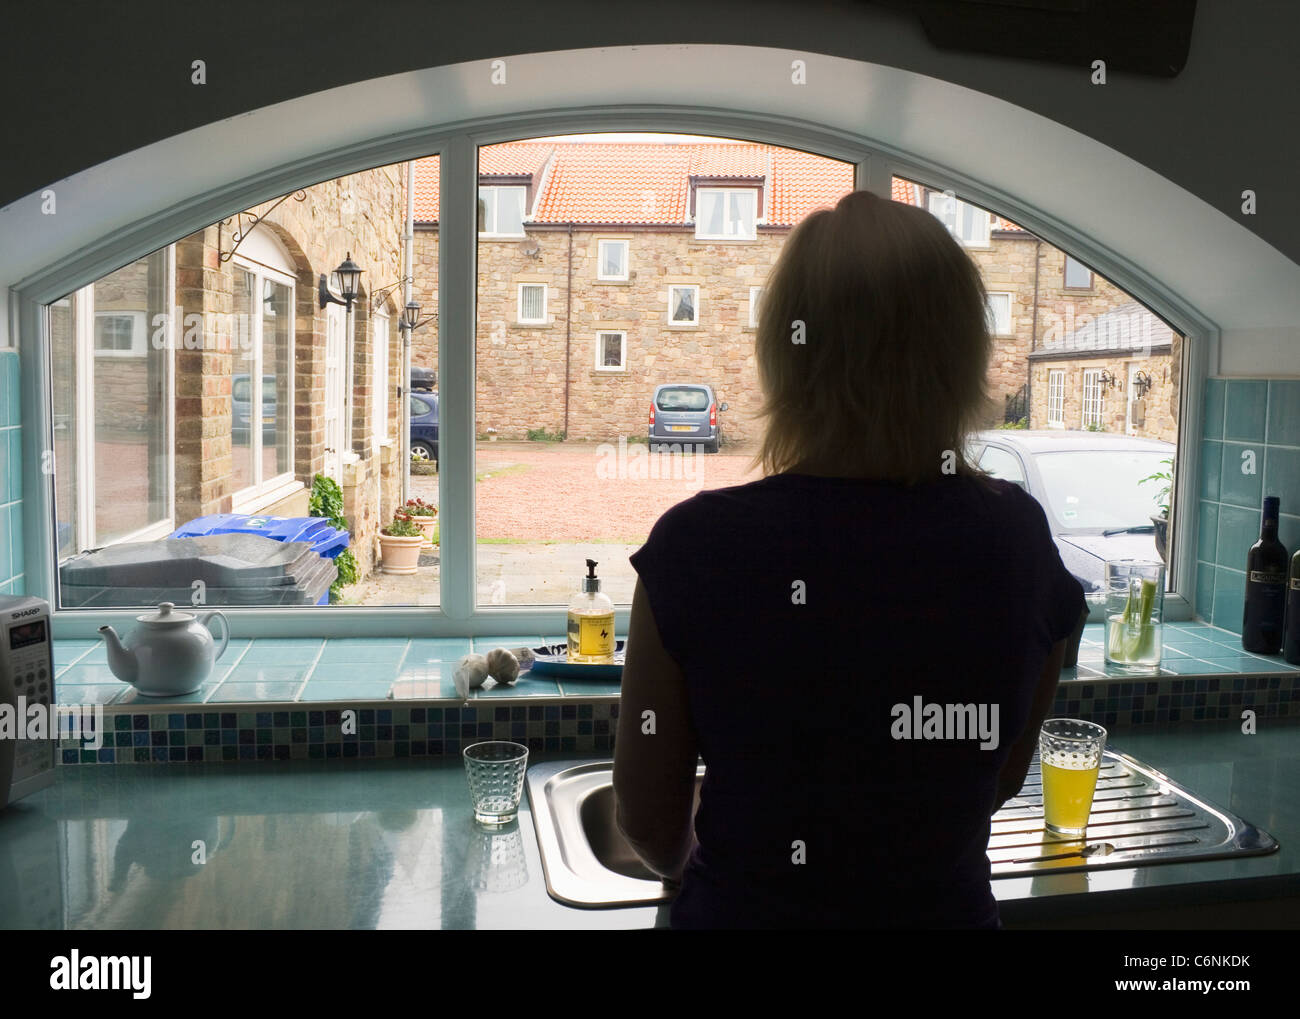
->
577, 614, 615, 657
1248, 571, 1284, 585
1292, 576, 1300, 591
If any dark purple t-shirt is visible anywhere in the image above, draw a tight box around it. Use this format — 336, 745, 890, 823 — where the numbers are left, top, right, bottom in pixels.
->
627, 471, 1085, 929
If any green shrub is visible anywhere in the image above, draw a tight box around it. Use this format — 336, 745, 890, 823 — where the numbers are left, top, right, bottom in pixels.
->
526, 427, 566, 442
996, 417, 1028, 430
309, 474, 357, 601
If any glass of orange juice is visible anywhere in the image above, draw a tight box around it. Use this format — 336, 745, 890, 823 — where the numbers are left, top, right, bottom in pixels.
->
1039, 718, 1107, 837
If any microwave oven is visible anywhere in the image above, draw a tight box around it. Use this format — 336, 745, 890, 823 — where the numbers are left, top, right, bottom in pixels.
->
0, 595, 58, 807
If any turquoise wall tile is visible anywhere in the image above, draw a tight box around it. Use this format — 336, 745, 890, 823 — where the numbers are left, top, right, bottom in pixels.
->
1210, 567, 1245, 634
1216, 504, 1258, 571
1199, 440, 1222, 501
1194, 563, 1215, 622
0, 504, 11, 581
1218, 442, 1262, 508
0, 429, 12, 501
1266, 380, 1300, 447
9, 511, 23, 579
1279, 514, 1300, 560
1223, 380, 1268, 442
0, 351, 18, 427
1196, 500, 1218, 562
5, 429, 20, 495
1201, 378, 1225, 440
1263, 446, 1300, 517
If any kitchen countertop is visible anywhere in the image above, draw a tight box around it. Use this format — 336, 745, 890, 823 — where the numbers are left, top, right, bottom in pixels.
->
1, 719, 1296, 929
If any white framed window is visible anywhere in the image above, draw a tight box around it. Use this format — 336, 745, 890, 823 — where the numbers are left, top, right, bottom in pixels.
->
985, 292, 1013, 335
695, 188, 757, 240
668, 284, 699, 325
1081, 368, 1105, 428
597, 239, 629, 280
749, 286, 764, 328
92, 310, 147, 356
478, 185, 527, 236
231, 256, 296, 506
372, 308, 389, 452
1064, 255, 1093, 289
517, 283, 547, 324
1047, 369, 1065, 427
927, 191, 991, 247
595, 331, 626, 371
53, 247, 176, 557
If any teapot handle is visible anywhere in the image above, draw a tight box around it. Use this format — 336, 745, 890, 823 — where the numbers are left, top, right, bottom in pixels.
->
199, 610, 230, 661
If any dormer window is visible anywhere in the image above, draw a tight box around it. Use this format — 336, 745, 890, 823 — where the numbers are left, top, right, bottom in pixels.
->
478, 185, 527, 236
695, 187, 757, 240
926, 191, 991, 248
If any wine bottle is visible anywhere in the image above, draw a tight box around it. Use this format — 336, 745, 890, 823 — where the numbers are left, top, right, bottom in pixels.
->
1242, 496, 1288, 654
1284, 548, 1300, 665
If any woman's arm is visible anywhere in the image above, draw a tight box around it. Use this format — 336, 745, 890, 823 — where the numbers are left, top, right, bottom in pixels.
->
992, 636, 1066, 812
612, 578, 699, 881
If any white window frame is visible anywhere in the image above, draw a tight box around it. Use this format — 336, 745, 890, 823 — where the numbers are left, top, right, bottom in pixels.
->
1125, 363, 1142, 435
17, 114, 1213, 638
1064, 255, 1094, 289
668, 284, 699, 326
517, 282, 548, 324
1081, 368, 1105, 428
478, 185, 527, 237
1047, 369, 1065, 428
595, 331, 626, 371
927, 191, 991, 247
695, 187, 757, 240
63, 248, 177, 554
985, 292, 1013, 336
230, 256, 297, 510
748, 286, 763, 328
597, 239, 629, 280
92, 309, 148, 357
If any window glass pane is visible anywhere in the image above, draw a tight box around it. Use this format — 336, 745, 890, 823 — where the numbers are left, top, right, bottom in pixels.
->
521, 285, 544, 320
91, 251, 169, 545
671, 287, 695, 322
49, 298, 78, 558
600, 241, 625, 277
263, 277, 293, 477
476, 136, 856, 605
656, 386, 710, 411
231, 267, 256, 493
897, 174, 1183, 591
977, 445, 1026, 488
699, 191, 724, 235
1035, 450, 1170, 530
499, 188, 525, 234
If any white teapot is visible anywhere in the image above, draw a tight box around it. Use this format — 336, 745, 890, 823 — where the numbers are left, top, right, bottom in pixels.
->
99, 602, 230, 696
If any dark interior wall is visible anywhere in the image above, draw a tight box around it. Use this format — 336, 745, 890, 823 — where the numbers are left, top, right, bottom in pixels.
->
3, 0, 1296, 263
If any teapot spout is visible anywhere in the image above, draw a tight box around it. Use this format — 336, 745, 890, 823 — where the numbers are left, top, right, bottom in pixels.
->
98, 625, 138, 683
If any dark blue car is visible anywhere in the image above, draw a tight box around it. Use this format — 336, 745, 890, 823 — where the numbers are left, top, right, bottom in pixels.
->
411, 391, 438, 464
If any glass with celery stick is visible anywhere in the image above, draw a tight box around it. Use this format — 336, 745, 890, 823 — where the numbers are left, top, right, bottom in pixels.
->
1103, 560, 1165, 674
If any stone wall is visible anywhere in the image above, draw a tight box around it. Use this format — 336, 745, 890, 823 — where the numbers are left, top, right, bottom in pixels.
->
172, 163, 410, 578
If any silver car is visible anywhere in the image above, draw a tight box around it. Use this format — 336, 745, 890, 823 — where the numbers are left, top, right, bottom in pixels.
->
967, 430, 1175, 593
648, 384, 728, 453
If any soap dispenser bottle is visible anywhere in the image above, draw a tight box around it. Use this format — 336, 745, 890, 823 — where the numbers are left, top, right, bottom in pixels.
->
567, 559, 616, 664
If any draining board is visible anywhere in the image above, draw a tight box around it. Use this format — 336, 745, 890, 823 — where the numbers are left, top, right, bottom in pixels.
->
988, 748, 1278, 876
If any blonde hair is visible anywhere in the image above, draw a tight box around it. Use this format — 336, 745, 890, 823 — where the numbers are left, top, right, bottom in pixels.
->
751, 189, 996, 484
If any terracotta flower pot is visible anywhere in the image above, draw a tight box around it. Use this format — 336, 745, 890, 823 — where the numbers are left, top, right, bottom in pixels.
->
379, 534, 424, 575
411, 515, 438, 549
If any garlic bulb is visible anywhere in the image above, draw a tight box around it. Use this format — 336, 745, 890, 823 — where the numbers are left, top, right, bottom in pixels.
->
453, 653, 490, 700
486, 647, 521, 685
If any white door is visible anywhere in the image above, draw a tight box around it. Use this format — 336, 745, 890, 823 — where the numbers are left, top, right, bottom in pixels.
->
1126, 364, 1140, 435
324, 303, 346, 482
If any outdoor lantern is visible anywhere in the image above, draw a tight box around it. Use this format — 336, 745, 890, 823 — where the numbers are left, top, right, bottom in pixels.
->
401, 300, 422, 333
334, 252, 364, 307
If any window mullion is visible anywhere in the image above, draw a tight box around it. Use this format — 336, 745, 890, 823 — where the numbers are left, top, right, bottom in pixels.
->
440, 136, 477, 622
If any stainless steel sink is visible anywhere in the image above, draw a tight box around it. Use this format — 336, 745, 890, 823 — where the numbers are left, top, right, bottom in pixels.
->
526, 759, 703, 907
527, 751, 1278, 908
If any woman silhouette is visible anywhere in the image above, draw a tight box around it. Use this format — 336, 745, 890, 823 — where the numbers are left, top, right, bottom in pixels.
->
613, 188, 1084, 929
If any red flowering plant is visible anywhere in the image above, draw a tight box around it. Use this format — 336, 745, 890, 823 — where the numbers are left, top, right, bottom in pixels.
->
403, 498, 438, 518
382, 510, 423, 538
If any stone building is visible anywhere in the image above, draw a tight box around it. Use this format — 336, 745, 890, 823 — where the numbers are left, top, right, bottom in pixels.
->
411, 142, 1179, 445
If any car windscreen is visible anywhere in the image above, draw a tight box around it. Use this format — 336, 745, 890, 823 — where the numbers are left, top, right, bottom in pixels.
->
655, 387, 710, 411
1033, 450, 1170, 530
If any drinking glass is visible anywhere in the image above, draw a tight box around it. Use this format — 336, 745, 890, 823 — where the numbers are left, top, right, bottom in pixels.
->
463, 741, 529, 825
1039, 718, 1107, 837
1103, 559, 1165, 674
